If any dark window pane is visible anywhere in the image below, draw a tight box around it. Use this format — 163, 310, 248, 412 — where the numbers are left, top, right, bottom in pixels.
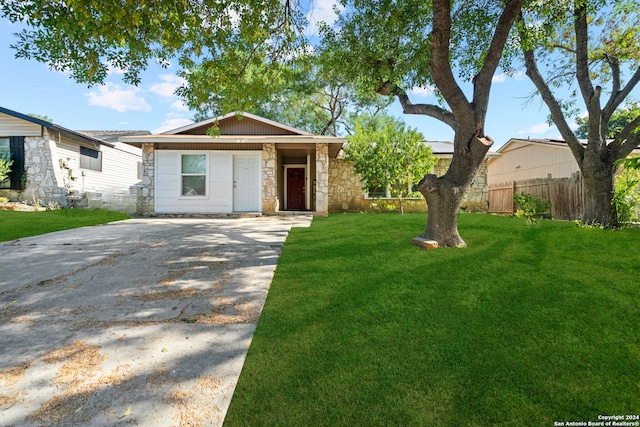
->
368, 186, 387, 198
80, 146, 102, 171
182, 175, 206, 196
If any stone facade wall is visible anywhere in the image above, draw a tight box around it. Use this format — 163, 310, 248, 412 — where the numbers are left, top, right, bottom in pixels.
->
22, 131, 68, 206
262, 143, 277, 213
315, 143, 329, 215
135, 143, 155, 214
328, 157, 490, 213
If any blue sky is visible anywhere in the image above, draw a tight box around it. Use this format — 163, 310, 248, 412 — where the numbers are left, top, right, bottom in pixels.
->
0, 8, 575, 150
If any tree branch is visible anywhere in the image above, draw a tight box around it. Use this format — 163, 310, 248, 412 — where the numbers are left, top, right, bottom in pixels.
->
611, 114, 640, 162
393, 87, 457, 131
430, 0, 473, 126
603, 66, 640, 121
574, 3, 598, 115
519, 16, 584, 163
472, 0, 524, 131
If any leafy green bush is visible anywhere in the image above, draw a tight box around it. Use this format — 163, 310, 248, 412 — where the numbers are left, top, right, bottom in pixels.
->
0, 157, 12, 184
612, 167, 640, 228
514, 192, 551, 227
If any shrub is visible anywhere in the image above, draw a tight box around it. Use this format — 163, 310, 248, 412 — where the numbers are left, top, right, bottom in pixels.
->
612, 167, 640, 228
514, 192, 551, 227
0, 157, 12, 184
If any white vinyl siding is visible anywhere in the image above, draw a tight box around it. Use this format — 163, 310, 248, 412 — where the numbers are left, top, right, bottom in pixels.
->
0, 112, 42, 136
56, 139, 142, 196
488, 143, 580, 184
155, 150, 261, 213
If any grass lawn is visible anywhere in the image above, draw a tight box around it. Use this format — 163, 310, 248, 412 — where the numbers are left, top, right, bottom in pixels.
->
0, 209, 130, 242
225, 213, 640, 426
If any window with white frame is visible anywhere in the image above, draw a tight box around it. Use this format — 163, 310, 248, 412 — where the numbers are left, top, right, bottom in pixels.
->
181, 154, 206, 196
366, 184, 422, 199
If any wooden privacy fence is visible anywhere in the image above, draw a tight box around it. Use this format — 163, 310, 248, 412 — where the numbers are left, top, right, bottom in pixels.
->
488, 172, 585, 220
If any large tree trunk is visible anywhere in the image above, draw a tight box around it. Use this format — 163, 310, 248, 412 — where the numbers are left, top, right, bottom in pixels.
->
417, 133, 492, 248
419, 175, 467, 247
581, 151, 616, 227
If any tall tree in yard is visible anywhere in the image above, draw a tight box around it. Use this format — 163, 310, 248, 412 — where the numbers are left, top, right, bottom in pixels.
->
320, 0, 525, 247
1, 0, 527, 247
518, 0, 640, 227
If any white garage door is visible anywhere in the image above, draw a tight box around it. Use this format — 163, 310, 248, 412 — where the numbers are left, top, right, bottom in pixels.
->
154, 151, 261, 213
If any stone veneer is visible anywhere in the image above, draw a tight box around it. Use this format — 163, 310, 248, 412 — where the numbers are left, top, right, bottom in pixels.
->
22, 130, 68, 206
262, 143, 277, 213
315, 143, 329, 215
136, 143, 155, 214
328, 157, 490, 213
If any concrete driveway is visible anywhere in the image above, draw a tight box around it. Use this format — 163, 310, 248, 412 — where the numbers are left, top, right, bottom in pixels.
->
0, 215, 311, 426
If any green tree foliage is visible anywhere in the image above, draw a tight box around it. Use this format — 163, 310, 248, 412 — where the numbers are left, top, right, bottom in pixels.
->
317, 0, 526, 246
27, 113, 53, 122
345, 115, 436, 214
575, 102, 640, 139
189, 57, 392, 136
518, 0, 640, 227
0, 0, 307, 113
0, 157, 12, 184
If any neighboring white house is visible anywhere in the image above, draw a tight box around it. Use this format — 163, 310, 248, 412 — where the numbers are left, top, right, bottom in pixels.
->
487, 138, 583, 184
0, 106, 143, 212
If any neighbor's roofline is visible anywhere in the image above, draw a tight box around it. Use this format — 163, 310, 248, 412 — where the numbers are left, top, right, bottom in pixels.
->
0, 105, 113, 147
161, 112, 315, 136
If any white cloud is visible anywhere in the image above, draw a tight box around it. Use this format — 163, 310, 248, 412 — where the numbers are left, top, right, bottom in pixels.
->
107, 64, 126, 75
153, 117, 194, 134
518, 122, 554, 135
171, 99, 189, 112
148, 74, 186, 98
306, 0, 343, 35
492, 71, 525, 83
411, 85, 435, 97
85, 83, 152, 113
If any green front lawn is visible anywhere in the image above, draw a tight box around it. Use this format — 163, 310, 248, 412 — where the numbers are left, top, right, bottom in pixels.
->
225, 213, 640, 426
0, 209, 130, 242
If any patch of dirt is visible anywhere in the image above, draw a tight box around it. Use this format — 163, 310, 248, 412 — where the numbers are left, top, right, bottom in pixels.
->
28, 340, 106, 424
134, 287, 203, 301
0, 202, 43, 211
0, 361, 33, 386
159, 268, 192, 286
167, 375, 223, 427
198, 298, 262, 324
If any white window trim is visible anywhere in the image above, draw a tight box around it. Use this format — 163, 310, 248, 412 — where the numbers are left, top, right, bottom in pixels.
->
178, 152, 209, 199
364, 185, 423, 199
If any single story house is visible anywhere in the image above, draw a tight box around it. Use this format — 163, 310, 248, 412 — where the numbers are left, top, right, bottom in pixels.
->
487, 138, 584, 184
122, 113, 495, 215
0, 106, 143, 212
122, 112, 344, 215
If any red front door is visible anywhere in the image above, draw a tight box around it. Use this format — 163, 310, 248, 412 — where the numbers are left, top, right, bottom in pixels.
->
286, 168, 306, 210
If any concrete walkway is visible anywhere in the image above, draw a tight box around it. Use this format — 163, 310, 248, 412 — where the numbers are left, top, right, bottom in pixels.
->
0, 216, 312, 426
